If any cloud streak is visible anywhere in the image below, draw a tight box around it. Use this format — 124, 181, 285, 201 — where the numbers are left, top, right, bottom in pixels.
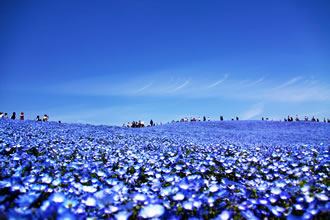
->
43, 74, 330, 103
243, 77, 264, 87
277, 76, 302, 89
134, 82, 153, 93
207, 74, 229, 89
171, 80, 190, 92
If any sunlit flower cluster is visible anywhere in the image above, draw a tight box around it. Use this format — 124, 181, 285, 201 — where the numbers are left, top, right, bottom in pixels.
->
0, 119, 329, 219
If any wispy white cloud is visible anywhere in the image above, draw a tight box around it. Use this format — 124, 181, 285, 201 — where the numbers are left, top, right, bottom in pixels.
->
277, 76, 302, 89
171, 80, 190, 92
43, 73, 330, 103
207, 74, 229, 89
243, 77, 264, 87
134, 82, 153, 93
241, 103, 264, 120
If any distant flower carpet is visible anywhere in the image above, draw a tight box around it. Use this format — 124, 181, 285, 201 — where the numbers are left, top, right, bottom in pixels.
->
0, 120, 329, 219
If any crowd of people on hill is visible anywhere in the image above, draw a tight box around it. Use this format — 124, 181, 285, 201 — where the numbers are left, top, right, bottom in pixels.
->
123, 119, 160, 128
123, 115, 239, 128
281, 115, 329, 123
175, 115, 239, 122
126, 120, 145, 128
2, 111, 329, 126
261, 115, 329, 122
0, 112, 24, 120
0, 112, 50, 122
176, 116, 212, 122
123, 114, 329, 128
37, 114, 49, 122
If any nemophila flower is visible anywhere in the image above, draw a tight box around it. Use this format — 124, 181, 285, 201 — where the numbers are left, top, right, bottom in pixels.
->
294, 203, 305, 211
139, 204, 165, 218
173, 192, 185, 201
271, 187, 282, 195
104, 205, 119, 214
315, 193, 329, 202
50, 192, 66, 203
133, 193, 147, 202
115, 210, 131, 220
83, 196, 97, 207
82, 185, 97, 193
40, 174, 53, 184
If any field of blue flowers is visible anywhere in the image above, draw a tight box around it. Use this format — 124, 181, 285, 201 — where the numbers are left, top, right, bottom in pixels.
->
0, 119, 329, 219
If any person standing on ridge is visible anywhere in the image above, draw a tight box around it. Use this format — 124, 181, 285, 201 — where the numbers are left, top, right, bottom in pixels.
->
11, 112, 16, 120
43, 114, 49, 122
20, 112, 24, 120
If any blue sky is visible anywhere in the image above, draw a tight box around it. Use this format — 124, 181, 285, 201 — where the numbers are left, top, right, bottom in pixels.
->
1, 0, 330, 125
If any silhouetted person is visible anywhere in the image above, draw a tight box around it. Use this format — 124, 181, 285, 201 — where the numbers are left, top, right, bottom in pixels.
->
20, 112, 24, 120
11, 112, 16, 120
43, 114, 49, 122
262, 117, 264, 121
36, 115, 41, 121
236, 116, 239, 120
203, 116, 206, 121
150, 119, 153, 126
220, 116, 223, 121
